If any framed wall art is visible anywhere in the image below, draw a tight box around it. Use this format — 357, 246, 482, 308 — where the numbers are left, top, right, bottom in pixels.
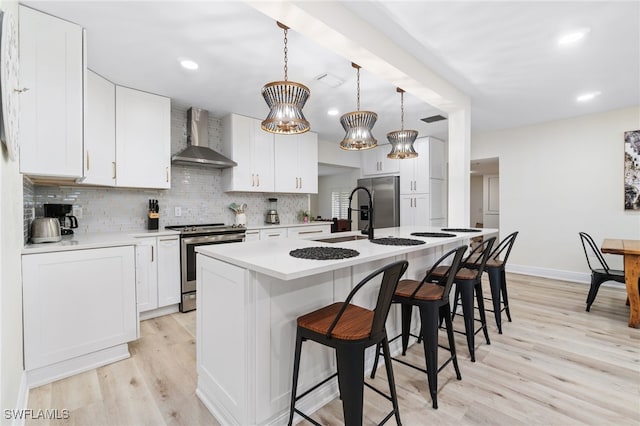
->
624, 129, 640, 210
0, 9, 19, 161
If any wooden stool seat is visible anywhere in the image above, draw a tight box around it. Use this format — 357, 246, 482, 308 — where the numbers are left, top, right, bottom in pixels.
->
395, 279, 444, 301
431, 265, 477, 280
297, 302, 374, 341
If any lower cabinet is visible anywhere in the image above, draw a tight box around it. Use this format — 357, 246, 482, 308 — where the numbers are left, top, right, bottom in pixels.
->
260, 229, 287, 240
244, 229, 261, 242
400, 194, 430, 226
135, 235, 180, 314
22, 246, 137, 382
286, 225, 330, 239
246, 225, 332, 241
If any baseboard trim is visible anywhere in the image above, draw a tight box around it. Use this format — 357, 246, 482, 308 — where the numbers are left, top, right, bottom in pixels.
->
9, 372, 29, 426
507, 264, 625, 289
139, 304, 179, 321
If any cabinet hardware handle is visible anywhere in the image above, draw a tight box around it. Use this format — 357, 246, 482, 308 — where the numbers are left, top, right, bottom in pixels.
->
14, 87, 29, 93
267, 233, 280, 237
257, 174, 260, 187
151, 245, 154, 262
86, 151, 90, 171
300, 177, 302, 188
299, 230, 323, 234
166, 167, 169, 182
112, 162, 116, 179
295, 177, 298, 189
251, 174, 255, 187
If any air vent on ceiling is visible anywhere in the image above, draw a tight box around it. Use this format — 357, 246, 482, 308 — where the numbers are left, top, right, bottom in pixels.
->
315, 73, 345, 88
420, 114, 447, 123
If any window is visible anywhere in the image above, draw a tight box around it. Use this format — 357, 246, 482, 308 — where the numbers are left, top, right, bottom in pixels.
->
331, 191, 350, 219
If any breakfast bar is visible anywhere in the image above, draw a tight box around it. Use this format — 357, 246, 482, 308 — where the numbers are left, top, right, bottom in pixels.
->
195, 226, 497, 425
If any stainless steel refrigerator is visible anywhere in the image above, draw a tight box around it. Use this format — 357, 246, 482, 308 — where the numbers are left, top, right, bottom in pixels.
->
356, 176, 400, 231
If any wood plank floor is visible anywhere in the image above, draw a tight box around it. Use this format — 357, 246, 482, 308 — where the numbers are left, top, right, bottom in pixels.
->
27, 273, 640, 425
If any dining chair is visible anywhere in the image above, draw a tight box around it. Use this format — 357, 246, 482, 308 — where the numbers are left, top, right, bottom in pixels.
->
579, 232, 625, 311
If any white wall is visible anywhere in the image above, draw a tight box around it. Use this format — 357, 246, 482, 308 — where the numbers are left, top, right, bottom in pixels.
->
472, 106, 640, 281
317, 139, 361, 168
470, 174, 483, 226
1, 1, 26, 420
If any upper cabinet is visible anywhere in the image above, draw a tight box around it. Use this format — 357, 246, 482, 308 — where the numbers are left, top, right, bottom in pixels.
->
19, 6, 84, 178
83, 70, 116, 186
399, 138, 430, 194
115, 86, 171, 189
361, 144, 400, 176
222, 114, 275, 192
274, 132, 318, 193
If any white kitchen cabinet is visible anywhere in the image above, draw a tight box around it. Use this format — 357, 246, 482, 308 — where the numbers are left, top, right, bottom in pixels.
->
19, 6, 84, 178
135, 235, 180, 314
429, 138, 446, 179
399, 138, 430, 194
22, 246, 137, 374
116, 86, 171, 189
83, 70, 116, 186
430, 178, 447, 224
286, 224, 330, 239
400, 194, 429, 227
274, 132, 318, 193
222, 114, 275, 192
260, 229, 287, 240
244, 229, 261, 242
361, 144, 400, 176
157, 236, 181, 307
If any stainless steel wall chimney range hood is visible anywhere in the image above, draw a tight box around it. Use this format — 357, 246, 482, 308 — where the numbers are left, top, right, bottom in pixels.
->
172, 107, 237, 168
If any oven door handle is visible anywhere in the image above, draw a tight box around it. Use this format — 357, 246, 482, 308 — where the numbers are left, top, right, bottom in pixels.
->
182, 234, 245, 244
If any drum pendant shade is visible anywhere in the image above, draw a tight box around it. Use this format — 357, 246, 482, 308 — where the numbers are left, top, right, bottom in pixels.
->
339, 63, 377, 150
387, 88, 418, 159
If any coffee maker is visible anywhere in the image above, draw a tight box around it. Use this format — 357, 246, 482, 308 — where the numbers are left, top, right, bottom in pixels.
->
265, 198, 280, 225
44, 203, 78, 235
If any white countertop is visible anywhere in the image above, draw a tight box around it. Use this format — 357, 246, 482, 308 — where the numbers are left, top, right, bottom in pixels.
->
22, 229, 180, 255
196, 226, 498, 281
245, 222, 333, 231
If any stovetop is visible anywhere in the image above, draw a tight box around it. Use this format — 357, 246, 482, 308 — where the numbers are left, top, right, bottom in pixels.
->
165, 223, 246, 235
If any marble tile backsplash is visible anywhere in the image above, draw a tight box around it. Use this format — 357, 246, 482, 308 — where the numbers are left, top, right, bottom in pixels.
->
24, 106, 309, 237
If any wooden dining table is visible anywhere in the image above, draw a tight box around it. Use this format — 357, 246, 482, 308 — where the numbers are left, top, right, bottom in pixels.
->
601, 239, 640, 328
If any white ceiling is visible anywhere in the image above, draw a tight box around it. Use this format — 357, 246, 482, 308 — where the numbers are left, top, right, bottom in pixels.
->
24, 1, 640, 147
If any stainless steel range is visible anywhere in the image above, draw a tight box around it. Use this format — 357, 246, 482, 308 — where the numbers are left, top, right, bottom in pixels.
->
165, 223, 246, 312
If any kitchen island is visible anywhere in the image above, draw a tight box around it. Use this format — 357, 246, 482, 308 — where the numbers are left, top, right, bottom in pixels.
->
195, 226, 498, 425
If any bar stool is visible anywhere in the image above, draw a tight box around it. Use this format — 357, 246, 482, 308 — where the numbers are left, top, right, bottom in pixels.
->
479, 231, 518, 333
371, 246, 467, 409
443, 237, 496, 362
288, 260, 408, 426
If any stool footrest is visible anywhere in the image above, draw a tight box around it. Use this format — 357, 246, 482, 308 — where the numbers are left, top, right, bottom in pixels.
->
294, 372, 338, 403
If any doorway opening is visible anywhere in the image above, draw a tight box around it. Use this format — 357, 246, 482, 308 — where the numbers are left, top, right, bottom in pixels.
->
470, 157, 499, 229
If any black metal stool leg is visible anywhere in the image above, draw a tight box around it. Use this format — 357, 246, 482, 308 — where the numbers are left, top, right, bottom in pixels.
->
370, 342, 381, 379
459, 281, 476, 362
500, 269, 512, 322
487, 266, 503, 333
475, 283, 491, 345
401, 304, 412, 355
442, 304, 461, 380
451, 286, 461, 321
420, 304, 440, 409
381, 337, 402, 425
288, 331, 304, 426
335, 346, 365, 426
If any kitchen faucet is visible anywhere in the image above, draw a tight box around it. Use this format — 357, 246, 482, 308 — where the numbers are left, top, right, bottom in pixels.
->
347, 186, 374, 240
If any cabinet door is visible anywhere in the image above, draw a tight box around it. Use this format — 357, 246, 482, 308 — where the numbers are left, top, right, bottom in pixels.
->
297, 132, 318, 193
223, 114, 254, 191
22, 246, 137, 370
260, 229, 286, 239
251, 119, 275, 192
244, 230, 261, 242
399, 156, 415, 194
400, 195, 414, 226
115, 86, 171, 189
360, 147, 380, 176
412, 139, 430, 193
157, 237, 181, 307
274, 134, 299, 192
83, 70, 116, 186
413, 194, 430, 227
135, 238, 158, 313
19, 6, 84, 178
379, 145, 400, 174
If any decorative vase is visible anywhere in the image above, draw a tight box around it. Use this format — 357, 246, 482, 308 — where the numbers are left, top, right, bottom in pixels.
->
235, 213, 246, 226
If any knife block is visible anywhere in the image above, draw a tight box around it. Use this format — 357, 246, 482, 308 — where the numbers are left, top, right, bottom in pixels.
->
148, 212, 159, 230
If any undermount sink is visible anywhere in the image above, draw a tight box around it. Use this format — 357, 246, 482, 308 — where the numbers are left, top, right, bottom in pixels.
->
315, 235, 369, 243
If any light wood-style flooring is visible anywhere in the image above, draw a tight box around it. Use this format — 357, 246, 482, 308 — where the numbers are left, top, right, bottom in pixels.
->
27, 273, 640, 425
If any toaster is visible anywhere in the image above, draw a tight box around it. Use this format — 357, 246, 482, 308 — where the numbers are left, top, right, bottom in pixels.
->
31, 218, 62, 243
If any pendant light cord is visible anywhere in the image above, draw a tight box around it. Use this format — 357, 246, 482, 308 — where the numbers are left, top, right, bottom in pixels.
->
356, 67, 361, 111
400, 91, 404, 130
283, 28, 288, 81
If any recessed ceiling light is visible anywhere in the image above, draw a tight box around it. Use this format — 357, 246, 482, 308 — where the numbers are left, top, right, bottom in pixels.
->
180, 59, 199, 70
558, 28, 590, 46
327, 108, 339, 116
576, 91, 601, 102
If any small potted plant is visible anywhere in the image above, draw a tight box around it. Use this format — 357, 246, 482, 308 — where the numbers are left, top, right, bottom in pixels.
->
296, 209, 311, 223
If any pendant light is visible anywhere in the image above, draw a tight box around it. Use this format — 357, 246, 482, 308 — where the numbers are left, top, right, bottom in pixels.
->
387, 88, 418, 159
339, 63, 378, 150
261, 22, 310, 134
